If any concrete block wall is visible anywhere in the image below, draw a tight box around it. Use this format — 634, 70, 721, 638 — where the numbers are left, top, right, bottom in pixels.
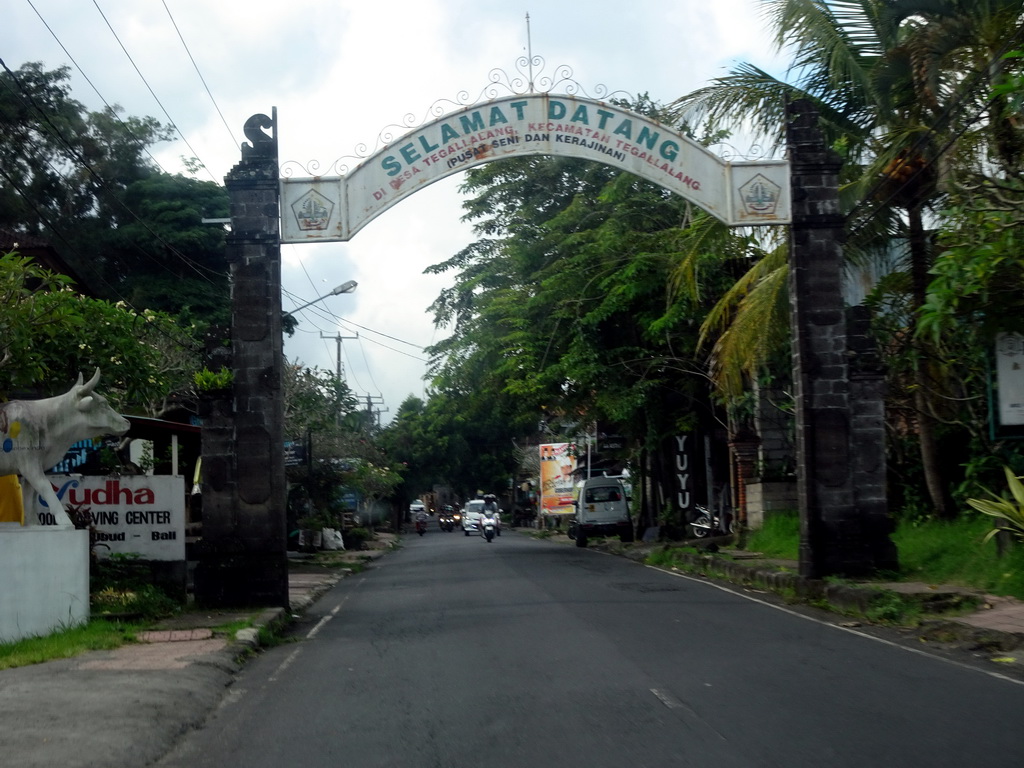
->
0, 528, 89, 642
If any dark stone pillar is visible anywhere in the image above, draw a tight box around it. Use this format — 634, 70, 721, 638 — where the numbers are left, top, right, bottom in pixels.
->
787, 99, 867, 578
194, 111, 288, 607
197, 328, 235, 545
848, 306, 899, 572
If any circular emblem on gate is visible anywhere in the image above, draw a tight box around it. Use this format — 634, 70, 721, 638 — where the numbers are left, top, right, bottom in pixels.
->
739, 173, 781, 217
292, 189, 335, 232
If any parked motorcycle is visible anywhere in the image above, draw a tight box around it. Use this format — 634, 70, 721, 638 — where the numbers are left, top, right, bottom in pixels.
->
689, 505, 734, 538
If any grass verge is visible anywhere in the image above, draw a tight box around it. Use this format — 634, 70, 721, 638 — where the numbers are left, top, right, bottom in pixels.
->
743, 511, 1024, 600
0, 619, 141, 671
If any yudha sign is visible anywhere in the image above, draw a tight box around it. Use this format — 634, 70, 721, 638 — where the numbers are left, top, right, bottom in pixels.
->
281, 94, 789, 243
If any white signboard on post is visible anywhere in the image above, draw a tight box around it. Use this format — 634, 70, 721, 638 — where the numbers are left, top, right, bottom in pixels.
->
25, 475, 186, 560
281, 94, 790, 244
996, 332, 1024, 427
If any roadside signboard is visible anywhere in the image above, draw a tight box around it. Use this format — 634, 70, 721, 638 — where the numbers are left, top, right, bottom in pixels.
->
25, 475, 186, 560
540, 443, 576, 516
996, 332, 1024, 428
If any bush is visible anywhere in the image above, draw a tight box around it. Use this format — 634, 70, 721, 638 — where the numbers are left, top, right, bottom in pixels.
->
90, 553, 180, 620
91, 583, 179, 620
343, 527, 371, 550
745, 510, 800, 559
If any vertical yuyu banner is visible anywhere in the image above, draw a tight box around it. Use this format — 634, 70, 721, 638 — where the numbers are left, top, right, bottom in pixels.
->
673, 433, 705, 520
540, 443, 576, 516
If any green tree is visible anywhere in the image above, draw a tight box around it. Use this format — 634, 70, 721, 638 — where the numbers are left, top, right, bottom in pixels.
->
669, 0, 1024, 518
424, 99, 737, 526
0, 62, 170, 236
105, 173, 230, 329
283, 363, 359, 453
0, 249, 200, 413
282, 362, 403, 525
0, 61, 230, 332
910, 54, 1024, 499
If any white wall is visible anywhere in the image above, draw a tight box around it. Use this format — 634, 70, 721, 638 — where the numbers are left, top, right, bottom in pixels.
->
0, 528, 89, 643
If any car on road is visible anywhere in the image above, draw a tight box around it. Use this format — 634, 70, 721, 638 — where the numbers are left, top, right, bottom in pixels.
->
461, 499, 485, 535
568, 476, 634, 547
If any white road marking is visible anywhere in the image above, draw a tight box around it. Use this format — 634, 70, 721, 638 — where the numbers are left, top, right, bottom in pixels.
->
268, 583, 362, 682
648, 564, 1024, 687
650, 688, 685, 709
269, 647, 302, 682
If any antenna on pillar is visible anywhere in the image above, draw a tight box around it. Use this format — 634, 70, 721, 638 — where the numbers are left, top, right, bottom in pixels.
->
526, 12, 535, 93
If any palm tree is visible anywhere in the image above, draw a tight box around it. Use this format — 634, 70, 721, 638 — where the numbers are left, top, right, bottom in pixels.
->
669, 0, 1024, 517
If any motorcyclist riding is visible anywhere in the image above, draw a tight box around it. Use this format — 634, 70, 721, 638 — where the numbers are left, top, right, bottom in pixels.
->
414, 508, 429, 535
481, 493, 501, 537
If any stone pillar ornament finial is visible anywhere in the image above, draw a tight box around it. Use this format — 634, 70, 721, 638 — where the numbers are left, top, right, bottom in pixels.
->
240, 112, 276, 161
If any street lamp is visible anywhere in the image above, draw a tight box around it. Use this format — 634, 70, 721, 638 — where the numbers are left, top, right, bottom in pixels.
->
284, 280, 358, 316
282, 280, 357, 337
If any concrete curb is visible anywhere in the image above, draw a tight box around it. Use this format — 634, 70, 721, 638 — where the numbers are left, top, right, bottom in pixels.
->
519, 530, 1024, 651
235, 538, 399, 649
645, 548, 1024, 650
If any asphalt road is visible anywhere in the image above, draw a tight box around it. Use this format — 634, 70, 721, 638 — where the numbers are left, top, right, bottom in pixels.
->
156, 529, 1024, 768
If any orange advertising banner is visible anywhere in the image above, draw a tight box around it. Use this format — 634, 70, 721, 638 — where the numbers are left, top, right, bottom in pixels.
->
540, 443, 576, 515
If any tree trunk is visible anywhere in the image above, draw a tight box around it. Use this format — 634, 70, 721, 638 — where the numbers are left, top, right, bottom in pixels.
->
908, 203, 954, 519
638, 446, 655, 534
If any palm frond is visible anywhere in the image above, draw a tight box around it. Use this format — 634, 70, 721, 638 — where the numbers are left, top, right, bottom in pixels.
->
698, 245, 790, 397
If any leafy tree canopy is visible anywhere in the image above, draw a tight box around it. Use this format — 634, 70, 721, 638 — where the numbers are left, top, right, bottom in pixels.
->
0, 249, 199, 413
0, 61, 230, 331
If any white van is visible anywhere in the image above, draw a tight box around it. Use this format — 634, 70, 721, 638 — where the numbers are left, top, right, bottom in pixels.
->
462, 499, 485, 535
568, 476, 634, 548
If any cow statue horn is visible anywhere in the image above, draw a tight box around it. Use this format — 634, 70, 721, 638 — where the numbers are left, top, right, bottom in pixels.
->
81, 368, 101, 394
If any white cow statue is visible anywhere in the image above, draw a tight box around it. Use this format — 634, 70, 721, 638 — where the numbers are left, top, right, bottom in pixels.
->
0, 369, 130, 528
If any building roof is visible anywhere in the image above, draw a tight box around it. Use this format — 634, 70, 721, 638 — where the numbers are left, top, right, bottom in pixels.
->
125, 415, 201, 442
0, 227, 95, 296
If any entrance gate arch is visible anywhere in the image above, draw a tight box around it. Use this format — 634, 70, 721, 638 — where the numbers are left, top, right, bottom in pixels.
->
194, 96, 894, 607
279, 94, 789, 243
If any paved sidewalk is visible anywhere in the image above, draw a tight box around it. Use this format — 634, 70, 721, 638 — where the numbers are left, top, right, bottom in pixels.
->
950, 593, 1024, 635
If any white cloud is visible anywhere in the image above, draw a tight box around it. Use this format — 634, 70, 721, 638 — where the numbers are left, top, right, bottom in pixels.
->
7, 0, 780, 424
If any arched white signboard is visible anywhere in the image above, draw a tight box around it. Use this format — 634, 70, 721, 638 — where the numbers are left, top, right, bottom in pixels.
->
280, 94, 789, 243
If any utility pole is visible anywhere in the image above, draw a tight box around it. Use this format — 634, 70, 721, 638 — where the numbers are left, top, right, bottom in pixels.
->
364, 394, 384, 432
320, 331, 357, 425
320, 331, 357, 381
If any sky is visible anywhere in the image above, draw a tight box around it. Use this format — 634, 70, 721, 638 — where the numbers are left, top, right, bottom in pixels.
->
6, 0, 783, 425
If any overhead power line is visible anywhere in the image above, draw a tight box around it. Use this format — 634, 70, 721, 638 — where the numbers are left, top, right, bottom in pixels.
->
1, 68, 222, 285
160, 0, 239, 151
90, 0, 219, 183
24, 0, 170, 174
0, 164, 202, 353
281, 290, 428, 362
0, 58, 220, 285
